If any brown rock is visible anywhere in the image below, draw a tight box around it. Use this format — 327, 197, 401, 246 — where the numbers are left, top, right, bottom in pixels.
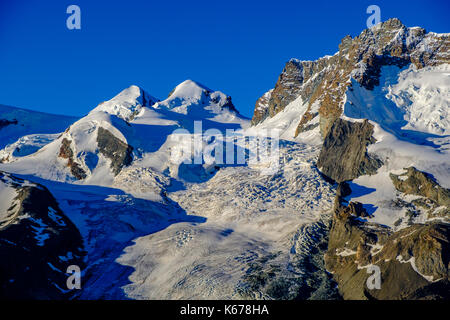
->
317, 118, 382, 183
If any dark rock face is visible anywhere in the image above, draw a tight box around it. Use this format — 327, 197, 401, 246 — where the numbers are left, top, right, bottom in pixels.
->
325, 177, 450, 300
219, 95, 239, 113
267, 60, 305, 118
317, 118, 382, 183
251, 58, 329, 125
251, 90, 272, 125
0, 171, 85, 299
343, 201, 370, 218
353, 53, 410, 91
58, 138, 87, 180
251, 60, 303, 125
390, 167, 450, 207
96, 127, 133, 176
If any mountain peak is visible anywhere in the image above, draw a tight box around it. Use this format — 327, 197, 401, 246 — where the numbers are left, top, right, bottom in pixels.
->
167, 80, 212, 99
152, 80, 240, 116
114, 85, 159, 107
91, 85, 159, 121
379, 17, 404, 29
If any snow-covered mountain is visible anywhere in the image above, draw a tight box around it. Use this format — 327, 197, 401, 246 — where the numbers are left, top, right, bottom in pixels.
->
0, 80, 248, 186
90, 85, 159, 121
0, 105, 78, 163
250, 18, 450, 299
0, 18, 449, 300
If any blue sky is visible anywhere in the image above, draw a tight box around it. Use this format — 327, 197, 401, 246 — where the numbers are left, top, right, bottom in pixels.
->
0, 0, 449, 118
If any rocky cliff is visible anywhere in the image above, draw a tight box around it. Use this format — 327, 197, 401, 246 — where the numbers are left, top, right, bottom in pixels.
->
317, 118, 382, 183
325, 169, 450, 300
97, 127, 134, 176
58, 138, 88, 180
252, 18, 450, 138
0, 171, 85, 299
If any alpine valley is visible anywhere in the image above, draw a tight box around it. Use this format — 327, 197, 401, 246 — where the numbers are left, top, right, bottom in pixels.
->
1, 18, 449, 300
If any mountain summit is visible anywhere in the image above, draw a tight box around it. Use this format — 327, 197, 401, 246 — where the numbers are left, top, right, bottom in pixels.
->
252, 18, 449, 139
154, 79, 239, 116
91, 85, 160, 121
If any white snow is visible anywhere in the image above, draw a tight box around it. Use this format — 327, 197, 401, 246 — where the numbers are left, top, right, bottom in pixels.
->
117, 142, 335, 299
387, 64, 450, 135
91, 85, 159, 121
249, 95, 322, 144
336, 248, 357, 257
28, 216, 51, 246
0, 104, 77, 149
0, 133, 60, 163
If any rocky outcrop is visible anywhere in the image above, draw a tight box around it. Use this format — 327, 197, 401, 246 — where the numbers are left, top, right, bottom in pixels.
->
266, 60, 304, 118
251, 90, 273, 125
390, 167, 450, 207
57, 127, 134, 179
325, 182, 450, 300
317, 118, 382, 183
251, 18, 450, 137
325, 162, 450, 300
0, 171, 85, 299
251, 60, 303, 125
58, 138, 87, 180
97, 127, 133, 176
251, 57, 330, 125
212, 92, 239, 113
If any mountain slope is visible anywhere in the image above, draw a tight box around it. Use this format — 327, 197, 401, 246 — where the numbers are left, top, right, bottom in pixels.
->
0, 171, 85, 299
0, 105, 78, 149
0, 105, 79, 163
0, 82, 248, 185
252, 18, 449, 140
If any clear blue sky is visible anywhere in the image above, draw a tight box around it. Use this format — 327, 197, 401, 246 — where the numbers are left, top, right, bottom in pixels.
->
1, 0, 449, 118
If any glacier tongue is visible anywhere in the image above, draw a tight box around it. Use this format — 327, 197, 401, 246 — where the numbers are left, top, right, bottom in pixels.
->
115, 142, 336, 299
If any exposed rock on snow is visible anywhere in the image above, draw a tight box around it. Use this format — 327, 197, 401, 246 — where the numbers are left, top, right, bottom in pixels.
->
317, 118, 382, 183
390, 167, 450, 207
326, 191, 450, 299
58, 138, 88, 180
97, 127, 133, 176
0, 171, 85, 299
